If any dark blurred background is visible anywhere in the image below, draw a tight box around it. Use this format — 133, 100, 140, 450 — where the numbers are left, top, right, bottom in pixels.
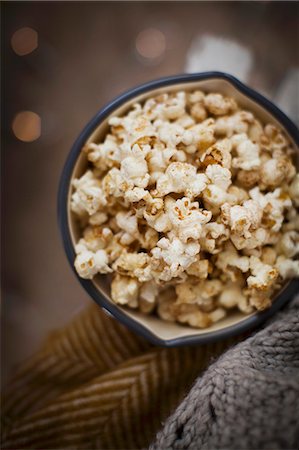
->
2, 1, 299, 383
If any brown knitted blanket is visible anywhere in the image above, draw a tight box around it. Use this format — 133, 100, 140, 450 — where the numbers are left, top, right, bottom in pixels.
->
2, 296, 299, 450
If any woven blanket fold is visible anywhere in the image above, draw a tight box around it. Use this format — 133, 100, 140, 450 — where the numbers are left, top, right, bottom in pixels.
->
2, 296, 299, 450
151, 296, 299, 450
2, 304, 233, 449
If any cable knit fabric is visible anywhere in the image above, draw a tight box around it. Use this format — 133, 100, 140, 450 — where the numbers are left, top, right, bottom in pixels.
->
2, 303, 233, 449
151, 296, 299, 450
2, 296, 299, 449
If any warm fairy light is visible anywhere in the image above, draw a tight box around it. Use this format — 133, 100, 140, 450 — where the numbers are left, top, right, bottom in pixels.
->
11, 27, 38, 56
135, 28, 166, 61
12, 111, 41, 142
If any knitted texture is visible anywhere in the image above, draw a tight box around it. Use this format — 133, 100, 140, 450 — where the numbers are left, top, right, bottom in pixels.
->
151, 296, 299, 450
2, 297, 299, 449
2, 303, 233, 449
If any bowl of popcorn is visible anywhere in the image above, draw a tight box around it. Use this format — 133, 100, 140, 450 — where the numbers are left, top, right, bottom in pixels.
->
58, 72, 299, 346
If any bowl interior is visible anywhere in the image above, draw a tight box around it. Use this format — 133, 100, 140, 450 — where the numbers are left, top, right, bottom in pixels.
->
67, 77, 297, 342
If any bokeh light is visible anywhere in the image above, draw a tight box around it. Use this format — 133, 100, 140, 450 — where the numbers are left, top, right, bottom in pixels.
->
135, 27, 166, 61
11, 27, 38, 56
12, 111, 41, 142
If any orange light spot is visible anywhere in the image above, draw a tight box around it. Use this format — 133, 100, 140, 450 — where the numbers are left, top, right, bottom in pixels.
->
12, 111, 41, 142
11, 27, 38, 56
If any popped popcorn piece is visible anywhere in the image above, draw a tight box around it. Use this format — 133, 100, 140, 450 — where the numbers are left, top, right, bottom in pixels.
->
188, 90, 208, 122
190, 102, 207, 122
172, 303, 226, 328
200, 139, 232, 169
232, 134, 261, 170
144, 92, 186, 122
188, 90, 205, 104
105, 234, 127, 262
227, 186, 249, 205
248, 119, 264, 143
157, 288, 176, 322
188, 91, 208, 122
143, 211, 171, 234
247, 291, 272, 311
72, 88, 298, 330
78, 226, 113, 252
143, 196, 171, 233
74, 249, 112, 279
71, 171, 107, 216
276, 256, 299, 279
175, 279, 222, 311
147, 145, 186, 182
199, 222, 229, 254
216, 243, 250, 281
140, 281, 158, 303
218, 284, 253, 314
201, 164, 232, 209
111, 274, 139, 308
83, 135, 121, 170
215, 111, 254, 137
188, 118, 216, 152
221, 199, 262, 238
139, 227, 159, 250
156, 121, 185, 148
206, 164, 231, 190
124, 187, 148, 203
209, 308, 227, 323
109, 113, 156, 146
186, 258, 209, 278
261, 246, 277, 265
260, 155, 296, 189
175, 113, 195, 129
113, 251, 152, 282
89, 211, 108, 226
103, 167, 133, 198
250, 187, 292, 232
230, 228, 269, 251
203, 184, 228, 208
277, 231, 299, 258
155, 162, 208, 198
151, 236, 200, 282
247, 256, 278, 291
242, 247, 262, 257
71, 192, 87, 217
262, 124, 289, 152
139, 281, 159, 314
160, 91, 186, 120
237, 169, 260, 188
166, 197, 212, 242
204, 93, 237, 116
116, 211, 139, 245
120, 144, 150, 188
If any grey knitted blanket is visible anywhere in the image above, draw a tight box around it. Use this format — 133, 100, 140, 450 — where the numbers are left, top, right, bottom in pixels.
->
151, 296, 299, 450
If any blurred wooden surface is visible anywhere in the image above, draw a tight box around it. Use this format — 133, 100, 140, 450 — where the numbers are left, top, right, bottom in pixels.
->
2, 1, 298, 383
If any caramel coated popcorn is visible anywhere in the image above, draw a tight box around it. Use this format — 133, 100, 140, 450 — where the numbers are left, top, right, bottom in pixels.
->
71, 90, 298, 328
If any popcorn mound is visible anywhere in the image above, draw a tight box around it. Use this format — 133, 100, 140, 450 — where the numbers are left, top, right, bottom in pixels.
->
71, 90, 299, 328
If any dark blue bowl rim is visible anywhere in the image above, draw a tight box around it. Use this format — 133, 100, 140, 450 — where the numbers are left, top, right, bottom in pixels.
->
58, 71, 299, 347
